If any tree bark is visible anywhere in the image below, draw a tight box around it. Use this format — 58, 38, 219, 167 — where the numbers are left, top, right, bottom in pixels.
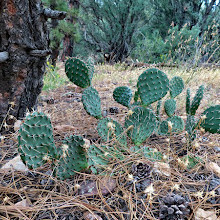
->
0, 0, 63, 130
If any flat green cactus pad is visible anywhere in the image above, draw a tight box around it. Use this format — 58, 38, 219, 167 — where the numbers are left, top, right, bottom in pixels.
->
186, 88, 191, 114
57, 135, 88, 180
97, 117, 127, 146
113, 86, 132, 107
82, 87, 102, 119
18, 112, 57, 169
190, 85, 204, 115
137, 68, 169, 106
124, 107, 156, 146
164, 99, 176, 117
201, 105, 220, 134
169, 76, 184, 98
159, 116, 184, 135
65, 58, 90, 88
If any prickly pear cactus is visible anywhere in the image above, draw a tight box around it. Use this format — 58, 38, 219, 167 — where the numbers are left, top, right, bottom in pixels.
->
97, 118, 127, 146
186, 88, 191, 114
164, 99, 176, 117
159, 116, 184, 135
88, 145, 110, 174
113, 86, 132, 108
137, 68, 169, 106
185, 115, 197, 142
57, 135, 88, 180
169, 76, 184, 98
201, 105, 220, 134
124, 107, 156, 146
82, 87, 102, 119
18, 112, 57, 169
65, 58, 91, 88
190, 85, 204, 115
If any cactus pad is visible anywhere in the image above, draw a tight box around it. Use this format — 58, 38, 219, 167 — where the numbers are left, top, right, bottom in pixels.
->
159, 116, 184, 135
185, 115, 197, 141
190, 85, 204, 115
65, 58, 90, 88
113, 86, 132, 107
82, 87, 102, 119
57, 135, 88, 180
169, 76, 184, 98
164, 99, 176, 117
137, 68, 169, 106
97, 117, 127, 146
186, 88, 191, 114
201, 105, 220, 134
18, 112, 57, 169
124, 107, 156, 146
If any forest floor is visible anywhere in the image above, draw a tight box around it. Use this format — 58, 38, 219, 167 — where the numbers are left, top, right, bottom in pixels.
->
0, 62, 219, 219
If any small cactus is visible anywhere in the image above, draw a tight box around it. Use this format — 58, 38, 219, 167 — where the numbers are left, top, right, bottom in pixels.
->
190, 85, 204, 115
82, 87, 102, 119
113, 86, 132, 108
137, 68, 169, 106
125, 107, 156, 146
65, 57, 91, 88
164, 99, 176, 117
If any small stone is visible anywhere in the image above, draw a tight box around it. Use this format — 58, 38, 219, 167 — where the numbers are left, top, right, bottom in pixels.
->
109, 107, 119, 114
83, 211, 102, 220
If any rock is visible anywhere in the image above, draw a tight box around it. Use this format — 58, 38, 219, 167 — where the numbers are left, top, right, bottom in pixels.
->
109, 107, 119, 114
14, 120, 22, 131
78, 177, 116, 197
1, 155, 29, 172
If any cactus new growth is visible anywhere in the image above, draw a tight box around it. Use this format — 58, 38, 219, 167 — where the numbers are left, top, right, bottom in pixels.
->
164, 99, 176, 117
159, 116, 184, 135
82, 87, 102, 119
125, 107, 156, 146
169, 76, 184, 98
97, 117, 127, 146
137, 68, 169, 106
186, 88, 191, 115
87, 57, 95, 80
57, 135, 88, 180
65, 57, 91, 88
113, 86, 132, 108
190, 85, 204, 115
18, 112, 58, 169
201, 105, 220, 134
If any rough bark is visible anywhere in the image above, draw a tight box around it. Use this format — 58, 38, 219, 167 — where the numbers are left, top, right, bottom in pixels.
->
0, 0, 63, 130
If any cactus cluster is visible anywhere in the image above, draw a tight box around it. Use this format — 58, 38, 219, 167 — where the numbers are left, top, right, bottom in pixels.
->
17, 57, 219, 180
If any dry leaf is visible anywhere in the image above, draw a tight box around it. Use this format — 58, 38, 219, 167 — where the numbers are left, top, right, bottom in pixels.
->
206, 162, 220, 178
54, 125, 75, 133
15, 199, 31, 208
194, 208, 218, 220
153, 162, 171, 177
83, 211, 103, 220
1, 155, 28, 172
78, 177, 116, 197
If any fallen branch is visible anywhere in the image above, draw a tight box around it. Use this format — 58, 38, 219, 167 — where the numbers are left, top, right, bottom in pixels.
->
29, 49, 51, 57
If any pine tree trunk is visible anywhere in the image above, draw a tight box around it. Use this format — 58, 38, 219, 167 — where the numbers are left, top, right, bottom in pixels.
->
0, 0, 65, 130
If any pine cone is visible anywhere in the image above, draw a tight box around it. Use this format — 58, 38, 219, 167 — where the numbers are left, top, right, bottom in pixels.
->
132, 162, 152, 180
159, 193, 190, 220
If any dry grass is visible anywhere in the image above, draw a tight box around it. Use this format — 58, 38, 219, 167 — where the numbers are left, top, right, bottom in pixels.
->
0, 63, 219, 219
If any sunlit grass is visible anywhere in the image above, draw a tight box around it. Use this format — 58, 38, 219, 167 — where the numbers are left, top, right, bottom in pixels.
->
43, 62, 68, 91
